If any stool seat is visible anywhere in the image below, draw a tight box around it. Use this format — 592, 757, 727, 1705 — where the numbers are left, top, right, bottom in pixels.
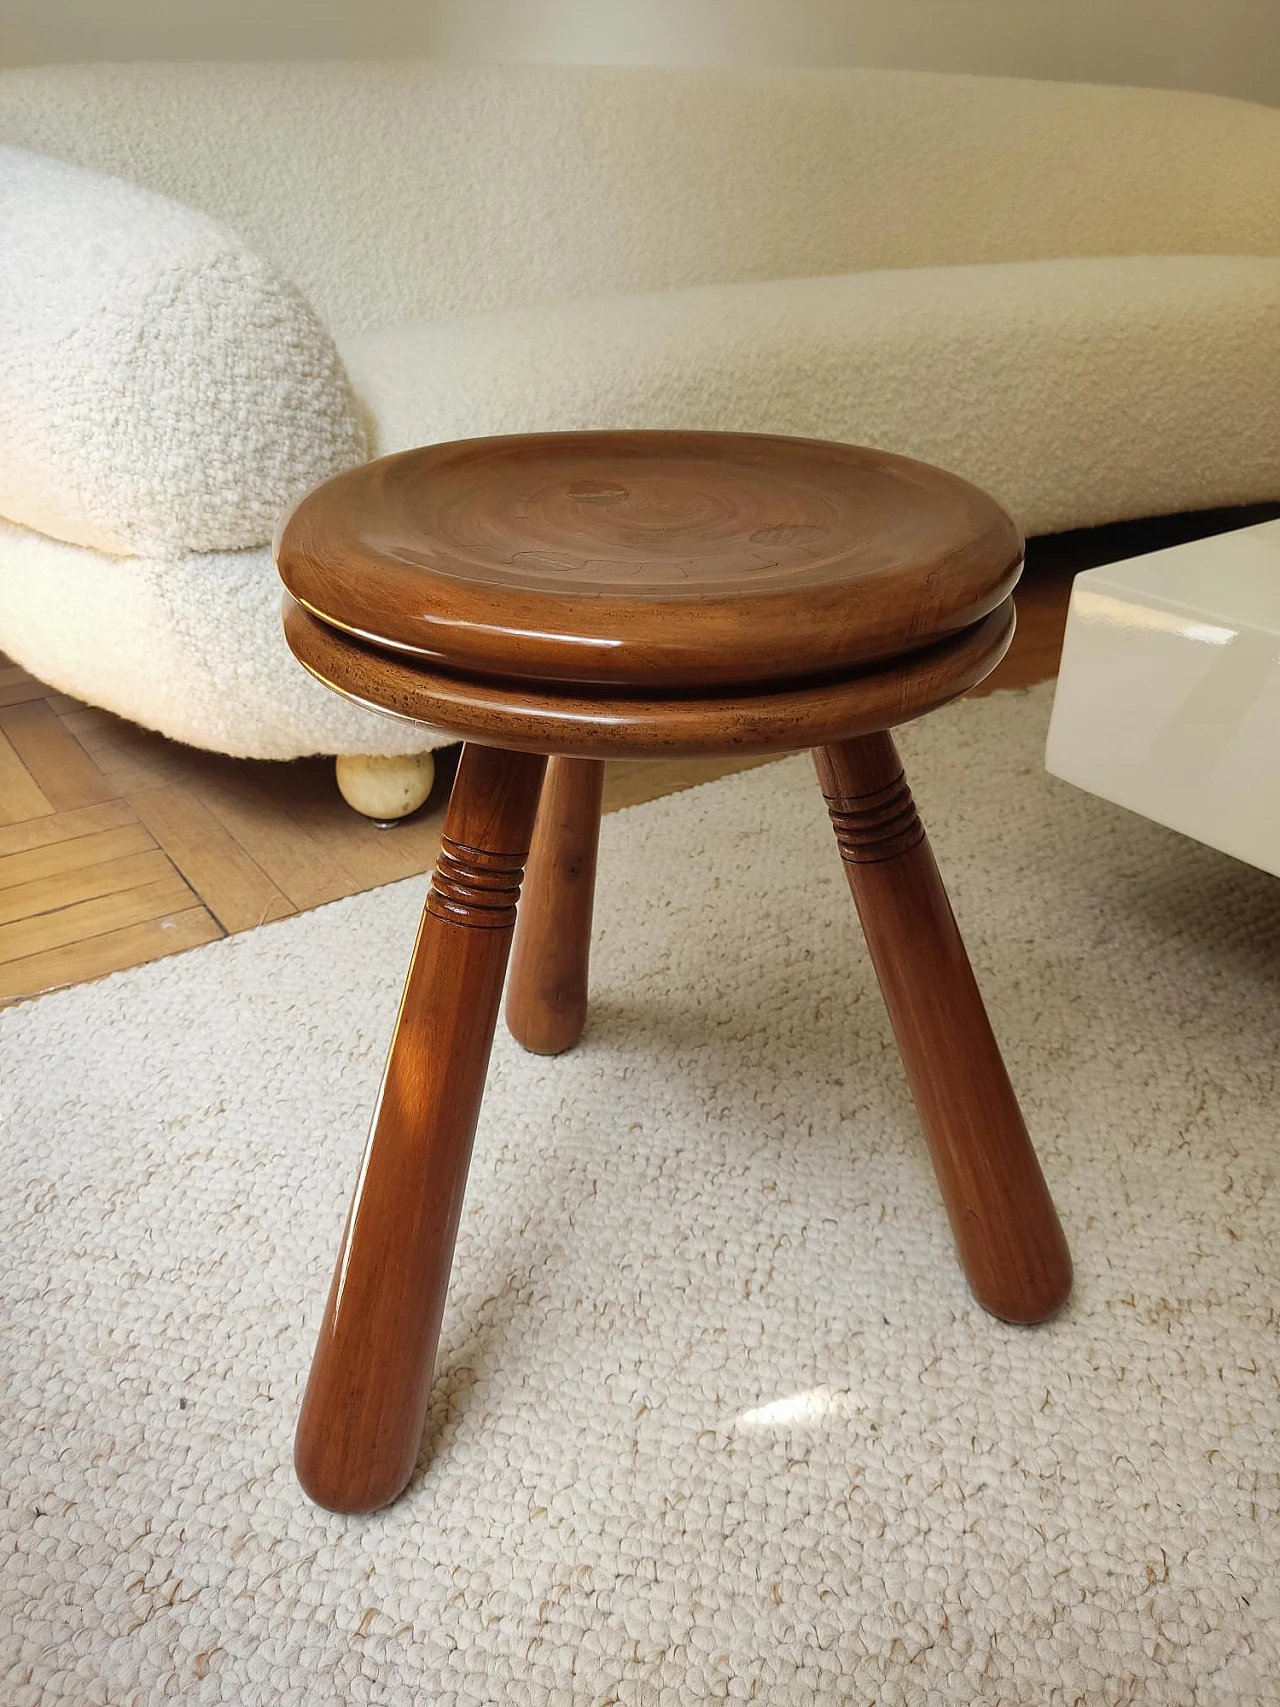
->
276, 431, 1022, 691
282, 592, 1015, 760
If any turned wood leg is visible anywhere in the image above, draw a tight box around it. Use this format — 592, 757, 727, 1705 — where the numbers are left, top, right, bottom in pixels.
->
295, 743, 546, 1513
506, 756, 605, 1055
814, 733, 1071, 1324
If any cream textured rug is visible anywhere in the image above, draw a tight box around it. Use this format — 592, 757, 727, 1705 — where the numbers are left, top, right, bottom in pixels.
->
3, 685, 1278, 1705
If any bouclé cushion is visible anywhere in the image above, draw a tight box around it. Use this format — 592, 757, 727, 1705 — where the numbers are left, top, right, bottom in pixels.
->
0, 145, 366, 557
339, 254, 1280, 540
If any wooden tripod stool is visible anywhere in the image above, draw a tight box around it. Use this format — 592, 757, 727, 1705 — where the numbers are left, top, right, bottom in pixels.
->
276, 430, 1072, 1513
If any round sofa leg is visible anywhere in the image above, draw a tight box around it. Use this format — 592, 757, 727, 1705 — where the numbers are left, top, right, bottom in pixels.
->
335, 752, 436, 824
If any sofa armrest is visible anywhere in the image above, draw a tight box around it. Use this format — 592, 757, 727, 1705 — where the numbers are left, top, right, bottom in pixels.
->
0, 144, 366, 557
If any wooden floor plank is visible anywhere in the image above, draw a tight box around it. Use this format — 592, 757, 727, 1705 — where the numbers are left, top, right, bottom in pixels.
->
128, 785, 294, 933
281, 793, 446, 891
0, 872, 197, 965
0, 848, 178, 929
0, 824, 155, 893
0, 728, 54, 825
59, 706, 193, 791
257, 756, 449, 892
0, 907, 223, 1005
61, 736, 167, 797
0, 700, 115, 810
58, 707, 115, 734
0, 800, 137, 861
0, 665, 40, 696
0, 679, 52, 709
185, 761, 366, 912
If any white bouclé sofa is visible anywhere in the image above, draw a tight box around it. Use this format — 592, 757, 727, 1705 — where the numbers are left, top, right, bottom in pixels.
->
1, 61, 1278, 809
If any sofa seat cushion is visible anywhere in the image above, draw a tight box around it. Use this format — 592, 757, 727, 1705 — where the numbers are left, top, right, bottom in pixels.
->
338, 255, 1280, 540
0, 517, 439, 760
0, 146, 366, 557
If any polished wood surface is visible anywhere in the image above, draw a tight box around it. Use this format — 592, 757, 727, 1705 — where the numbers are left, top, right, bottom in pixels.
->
283, 594, 1015, 759
506, 757, 605, 1055
277, 431, 1022, 689
813, 734, 1072, 1323
281, 433, 1080, 1512
294, 743, 546, 1513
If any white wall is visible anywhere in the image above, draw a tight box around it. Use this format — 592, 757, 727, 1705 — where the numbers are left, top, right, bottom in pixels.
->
425, 1, 1280, 105
1, 0, 1276, 106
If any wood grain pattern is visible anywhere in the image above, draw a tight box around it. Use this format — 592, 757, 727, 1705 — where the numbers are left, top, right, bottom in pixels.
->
128, 786, 293, 934
247, 756, 454, 891
283, 595, 1015, 760
0, 798, 136, 860
0, 700, 114, 811
295, 743, 546, 1513
0, 823, 155, 894
187, 764, 355, 912
0, 848, 175, 928
0, 907, 221, 1004
814, 733, 1071, 1323
0, 728, 53, 825
0, 871, 196, 965
506, 756, 605, 1054
277, 431, 1021, 689
60, 705, 196, 790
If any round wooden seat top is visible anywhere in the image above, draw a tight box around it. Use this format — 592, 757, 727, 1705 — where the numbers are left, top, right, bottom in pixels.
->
276, 431, 1022, 691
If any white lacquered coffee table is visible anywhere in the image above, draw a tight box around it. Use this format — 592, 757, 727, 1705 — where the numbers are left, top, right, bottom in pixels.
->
1046, 519, 1280, 877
